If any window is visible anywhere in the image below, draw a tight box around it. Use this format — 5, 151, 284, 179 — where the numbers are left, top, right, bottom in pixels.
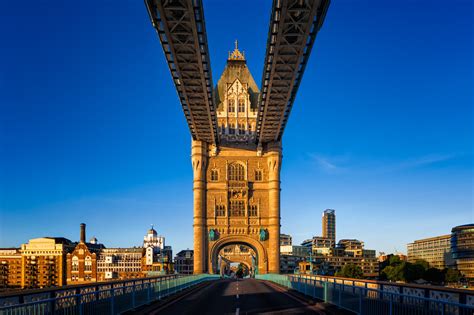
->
249, 205, 258, 217
72, 256, 79, 272
229, 124, 235, 135
238, 123, 245, 135
216, 205, 226, 217
230, 200, 245, 216
238, 99, 245, 112
228, 163, 244, 181
85, 256, 92, 271
210, 169, 218, 181
228, 99, 235, 112
255, 170, 263, 181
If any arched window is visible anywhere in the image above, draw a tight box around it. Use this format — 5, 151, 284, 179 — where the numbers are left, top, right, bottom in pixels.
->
238, 98, 245, 112
210, 169, 218, 181
228, 99, 235, 112
228, 163, 245, 181
229, 123, 235, 135
72, 256, 79, 272
85, 256, 92, 272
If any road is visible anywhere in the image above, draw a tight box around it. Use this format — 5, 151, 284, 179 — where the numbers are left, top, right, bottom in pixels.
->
146, 278, 340, 315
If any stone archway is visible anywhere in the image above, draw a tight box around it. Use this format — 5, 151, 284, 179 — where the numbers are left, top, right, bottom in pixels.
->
208, 235, 268, 275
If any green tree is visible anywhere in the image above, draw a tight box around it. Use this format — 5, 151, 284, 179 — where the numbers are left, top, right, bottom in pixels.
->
335, 264, 363, 279
414, 259, 430, 270
445, 268, 462, 283
380, 265, 394, 281
389, 255, 402, 266
382, 262, 425, 282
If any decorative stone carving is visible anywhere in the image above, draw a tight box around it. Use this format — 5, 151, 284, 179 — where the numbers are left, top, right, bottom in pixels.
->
209, 229, 218, 241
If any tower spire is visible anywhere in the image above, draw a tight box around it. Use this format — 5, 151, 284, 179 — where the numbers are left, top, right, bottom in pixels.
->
228, 39, 245, 61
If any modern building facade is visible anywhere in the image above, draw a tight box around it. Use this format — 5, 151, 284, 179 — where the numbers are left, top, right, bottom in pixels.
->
407, 235, 455, 269
302, 236, 335, 256
299, 255, 379, 278
338, 239, 364, 257
97, 248, 144, 281
280, 234, 292, 246
280, 255, 303, 274
322, 209, 336, 242
451, 224, 474, 282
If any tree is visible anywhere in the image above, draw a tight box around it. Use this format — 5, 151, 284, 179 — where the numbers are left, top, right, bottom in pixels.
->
335, 264, 363, 279
423, 268, 444, 284
445, 268, 462, 283
381, 261, 425, 282
389, 255, 402, 266
405, 262, 426, 282
414, 259, 429, 270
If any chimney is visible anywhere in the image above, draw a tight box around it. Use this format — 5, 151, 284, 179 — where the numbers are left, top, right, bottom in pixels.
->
80, 223, 86, 243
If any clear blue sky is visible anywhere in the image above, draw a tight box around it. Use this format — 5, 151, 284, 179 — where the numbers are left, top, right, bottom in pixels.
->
0, 0, 472, 255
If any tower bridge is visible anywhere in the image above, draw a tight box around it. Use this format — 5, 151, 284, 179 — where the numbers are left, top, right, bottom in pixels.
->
145, 0, 330, 276
2, 2, 474, 314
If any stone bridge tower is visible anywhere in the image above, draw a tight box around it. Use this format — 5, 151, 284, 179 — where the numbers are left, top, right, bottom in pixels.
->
192, 42, 281, 274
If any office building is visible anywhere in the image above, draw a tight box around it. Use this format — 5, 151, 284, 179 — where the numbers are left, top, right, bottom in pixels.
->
407, 235, 454, 269
322, 209, 336, 242
451, 224, 474, 282
280, 234, 292, 246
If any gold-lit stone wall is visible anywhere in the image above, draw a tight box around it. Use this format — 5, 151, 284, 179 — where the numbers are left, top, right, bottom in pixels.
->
192, 44, 281, 274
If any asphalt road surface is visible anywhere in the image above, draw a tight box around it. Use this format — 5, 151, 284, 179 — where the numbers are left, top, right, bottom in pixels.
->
149, 278, 330, 314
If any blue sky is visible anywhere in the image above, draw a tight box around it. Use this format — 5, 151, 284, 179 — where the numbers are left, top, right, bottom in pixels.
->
0, 0, 472, 255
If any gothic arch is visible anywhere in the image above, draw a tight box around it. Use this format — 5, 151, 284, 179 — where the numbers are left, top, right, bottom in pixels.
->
208, 235, 268, 275
228, 162, 245, 181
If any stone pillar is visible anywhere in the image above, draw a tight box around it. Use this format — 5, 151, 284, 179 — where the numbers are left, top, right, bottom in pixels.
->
191, 140, 207, 274
267, 142, 282, 274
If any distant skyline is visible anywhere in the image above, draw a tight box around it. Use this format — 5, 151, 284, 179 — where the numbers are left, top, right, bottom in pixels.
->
0, 0, 472, 254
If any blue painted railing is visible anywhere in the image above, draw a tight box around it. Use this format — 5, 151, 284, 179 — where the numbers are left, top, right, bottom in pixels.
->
0, 274, 219, 315
257, 274, 474, 315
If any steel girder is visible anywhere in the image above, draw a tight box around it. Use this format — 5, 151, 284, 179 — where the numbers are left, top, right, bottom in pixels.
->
145, 0, 217, 144
256, 0, 330, 144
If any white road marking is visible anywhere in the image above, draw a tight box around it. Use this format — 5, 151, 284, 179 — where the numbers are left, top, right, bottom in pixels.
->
236, 294, 239, 299
236, 308, 240, 315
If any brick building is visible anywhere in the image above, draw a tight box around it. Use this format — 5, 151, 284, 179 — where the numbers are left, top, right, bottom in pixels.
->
66, 223, 104, 284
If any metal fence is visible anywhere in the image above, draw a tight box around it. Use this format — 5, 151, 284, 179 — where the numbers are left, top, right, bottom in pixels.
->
257, 274, 474, 315
0, 274, 219, 315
